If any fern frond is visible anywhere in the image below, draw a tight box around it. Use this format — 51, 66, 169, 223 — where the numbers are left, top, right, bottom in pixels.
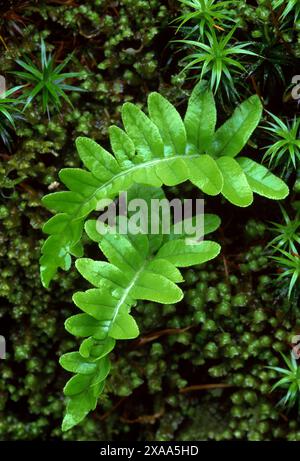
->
40, 83, 288, 287
60, 218, 220, 430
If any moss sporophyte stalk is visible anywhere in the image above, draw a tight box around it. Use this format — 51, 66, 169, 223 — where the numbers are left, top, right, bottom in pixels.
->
0, 336, 6, 359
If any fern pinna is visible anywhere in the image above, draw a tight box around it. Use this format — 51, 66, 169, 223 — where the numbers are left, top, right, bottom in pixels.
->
40, 82, 288, 430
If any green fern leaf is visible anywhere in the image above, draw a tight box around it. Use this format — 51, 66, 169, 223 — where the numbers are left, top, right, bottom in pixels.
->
237, 157, 289, 200
208, 95, 263, 158
60, 226, 220, 430
40, 86, 288, 288
148, 92, 187, 155
216, 156, 253, 207
184, 81, 216, 152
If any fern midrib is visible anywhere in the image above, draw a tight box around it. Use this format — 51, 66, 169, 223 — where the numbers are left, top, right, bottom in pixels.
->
71, 153, 201, 223
73, 262, 148, 393
46, 153, 202, 252
109, 260, 147, 334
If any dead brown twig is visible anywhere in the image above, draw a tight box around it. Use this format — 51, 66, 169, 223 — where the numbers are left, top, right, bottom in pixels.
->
133, 325, 193, 347
180, 383, 234, 393
120, 409, 164, 425
96, 397, 127, 422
